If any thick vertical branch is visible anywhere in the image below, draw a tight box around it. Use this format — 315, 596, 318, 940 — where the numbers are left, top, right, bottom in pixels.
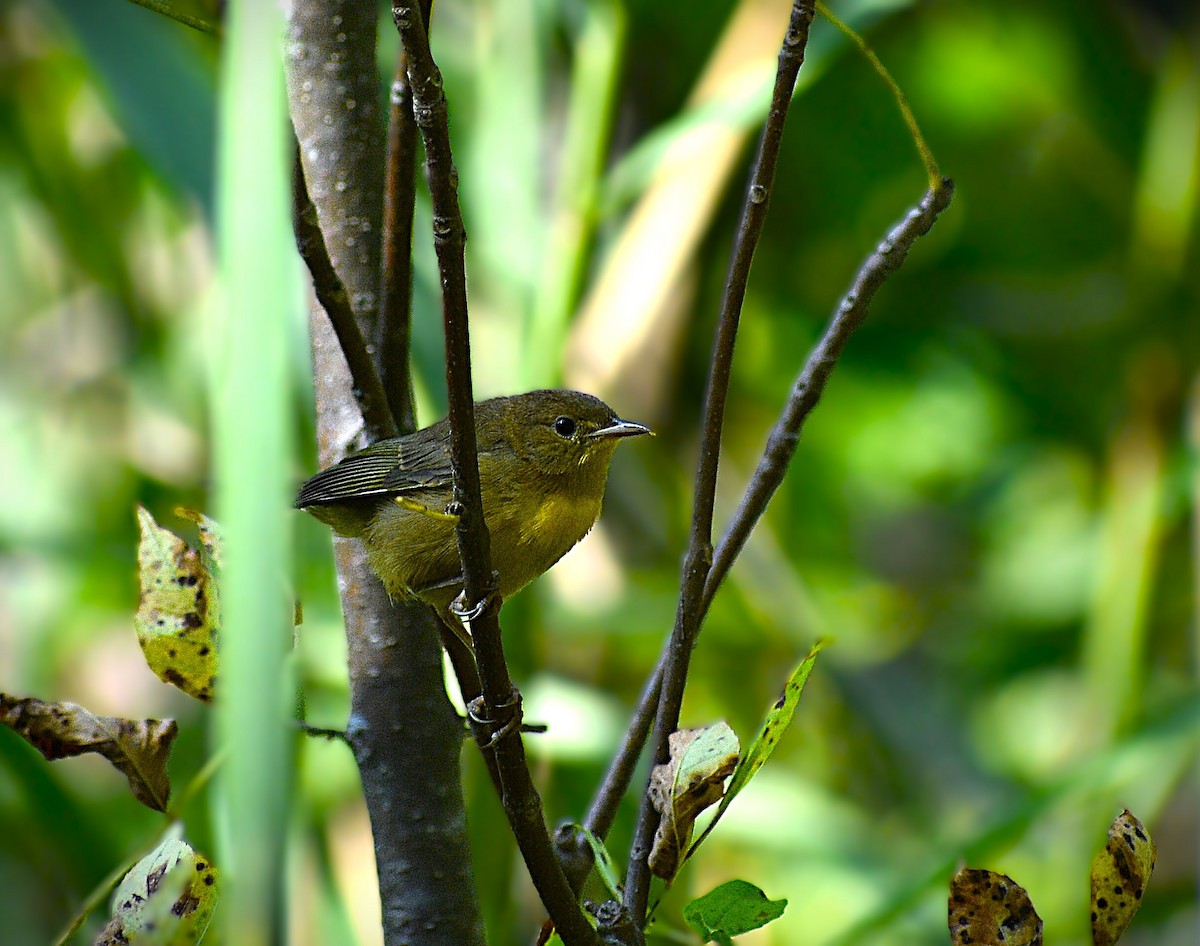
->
391, 4, 598, 944
286, 3, 484, 945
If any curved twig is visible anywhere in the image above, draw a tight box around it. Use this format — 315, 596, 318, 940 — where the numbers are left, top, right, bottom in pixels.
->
623, 0, 818, 924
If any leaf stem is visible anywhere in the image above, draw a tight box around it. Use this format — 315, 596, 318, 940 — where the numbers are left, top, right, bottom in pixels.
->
816, 0, 940, 188
123, 0, 218, 34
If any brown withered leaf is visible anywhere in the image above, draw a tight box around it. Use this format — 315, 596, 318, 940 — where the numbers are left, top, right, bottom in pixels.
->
648, 723, 740, 882
135, 506, 219, 703
0, 694, 176, 812
1091, 809, 1156, 946
948, 868, 1042, 946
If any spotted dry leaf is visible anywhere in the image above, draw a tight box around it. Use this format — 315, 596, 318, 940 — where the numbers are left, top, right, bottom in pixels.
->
0, 694, 176, 812
1091, 809, 1155, 946
135, 506, 219, 703
648, 723, 739, 882
948, 867, 1043, 946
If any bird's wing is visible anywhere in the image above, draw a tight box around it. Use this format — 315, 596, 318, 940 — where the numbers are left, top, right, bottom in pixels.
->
295, 431, 454, 507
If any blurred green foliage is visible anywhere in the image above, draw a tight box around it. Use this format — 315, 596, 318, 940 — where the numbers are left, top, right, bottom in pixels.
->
1, 0, 1197, 944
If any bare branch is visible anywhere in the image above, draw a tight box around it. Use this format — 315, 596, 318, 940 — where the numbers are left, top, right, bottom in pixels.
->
377, 31, 425, 435
624, 0, 818, 924
703, 179, 955, 608
390, 4, 597, 944
292, 151, 397, 443
592, 179, 955, 893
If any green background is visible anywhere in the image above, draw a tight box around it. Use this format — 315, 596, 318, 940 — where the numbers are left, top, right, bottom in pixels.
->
1, 0, 1197, 943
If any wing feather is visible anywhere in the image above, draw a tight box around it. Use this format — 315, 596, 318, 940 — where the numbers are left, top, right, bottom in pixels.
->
295, 428, 454, 508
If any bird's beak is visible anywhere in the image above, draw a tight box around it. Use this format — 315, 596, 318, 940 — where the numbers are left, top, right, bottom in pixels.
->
589, 419, 652, 440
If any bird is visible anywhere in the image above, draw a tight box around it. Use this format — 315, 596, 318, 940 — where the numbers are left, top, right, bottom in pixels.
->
296, 389, 650, 620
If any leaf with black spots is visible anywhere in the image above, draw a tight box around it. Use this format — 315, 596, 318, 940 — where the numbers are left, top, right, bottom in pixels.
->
648, 723, 739, 882
1091, 809, 1155, 946
0, 693, 176, 812
105, 828, 219, 944
688, 642, 824, 858
135, 506, 220, 703
948, 868, 1042, 946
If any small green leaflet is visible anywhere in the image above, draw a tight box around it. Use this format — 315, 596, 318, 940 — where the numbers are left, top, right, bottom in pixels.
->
688, 640, 824, 856
684, 879, 787, 945
571, 824, 623, 902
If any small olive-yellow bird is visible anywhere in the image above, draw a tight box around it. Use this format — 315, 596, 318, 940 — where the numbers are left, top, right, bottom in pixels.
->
296, 390, 649, 614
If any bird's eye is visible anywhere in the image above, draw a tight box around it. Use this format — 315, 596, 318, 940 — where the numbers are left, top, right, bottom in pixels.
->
553, 416, 577, 438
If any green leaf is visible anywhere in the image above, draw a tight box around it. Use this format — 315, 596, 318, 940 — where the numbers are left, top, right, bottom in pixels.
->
135, 506, 220, 703
684, 879, 787, 943
0, 693, 176, 812
689, 642, 824, 857
571, 824, 623, 901
1090, 809, 1155, 946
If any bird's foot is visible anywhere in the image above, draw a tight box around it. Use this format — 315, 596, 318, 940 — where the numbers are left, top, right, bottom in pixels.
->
450, 580, 497, 624
468, 691, 523, 749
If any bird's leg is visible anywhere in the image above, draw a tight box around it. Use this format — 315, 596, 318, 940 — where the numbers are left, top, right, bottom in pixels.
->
436, 606, 475, 652
391, 495, 461, 521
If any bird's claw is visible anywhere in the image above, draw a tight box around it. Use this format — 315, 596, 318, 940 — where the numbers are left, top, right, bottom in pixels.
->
468, 693, 523, 750
449, 575, 498, 625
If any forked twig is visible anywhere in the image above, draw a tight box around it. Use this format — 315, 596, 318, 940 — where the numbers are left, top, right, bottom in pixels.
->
623, 0, 819, 924
594, 179, 955, 906
292, 149, 397, 443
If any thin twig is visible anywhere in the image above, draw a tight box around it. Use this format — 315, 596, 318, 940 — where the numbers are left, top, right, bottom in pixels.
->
292, 150, 398, 443
377, 24, 427, 434
589, 179, 955, 870
703, 180, 955, 606
623, 0, 817, 925
298, 723, 349, 743
124, 0, 217, 34
390, 5, 597, 944
816, 1, 940, 188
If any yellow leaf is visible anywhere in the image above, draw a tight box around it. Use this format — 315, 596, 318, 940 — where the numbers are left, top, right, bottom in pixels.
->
135, 506, 220, 703
1091, 809, 1156, 946
948, 868, 1042, 946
